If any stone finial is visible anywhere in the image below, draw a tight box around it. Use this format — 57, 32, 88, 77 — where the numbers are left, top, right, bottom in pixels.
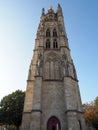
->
49, 5, 53, 10
57, 3, 62, 13
48, 5, 54, 13
58, 3, 61, 8
42, 8, 45, 15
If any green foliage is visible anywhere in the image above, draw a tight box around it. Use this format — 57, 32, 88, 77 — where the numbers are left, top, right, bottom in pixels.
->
94, 96, 98, 106
0, 90, 25, 129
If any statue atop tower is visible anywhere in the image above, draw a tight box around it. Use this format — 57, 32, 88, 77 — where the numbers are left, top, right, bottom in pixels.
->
20, 4, 87, 130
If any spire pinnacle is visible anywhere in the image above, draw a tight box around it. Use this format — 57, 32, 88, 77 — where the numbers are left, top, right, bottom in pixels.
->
57, 3, 62, 11
42, 8, 45, 15
48, 5, 54, 13
57, 3, 63, 15
49, 5, 53, 10
58, 3, 61, 8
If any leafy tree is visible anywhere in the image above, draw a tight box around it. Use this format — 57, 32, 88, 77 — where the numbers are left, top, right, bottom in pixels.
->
94, 96, 98, 106
0, 90, 25, 130
83, 98, 98, 129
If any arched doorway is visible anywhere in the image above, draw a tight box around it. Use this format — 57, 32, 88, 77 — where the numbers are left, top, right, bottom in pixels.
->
47, 116, 61, 130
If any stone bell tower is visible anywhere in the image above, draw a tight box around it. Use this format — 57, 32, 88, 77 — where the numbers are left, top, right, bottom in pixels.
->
20, 4, 87, 130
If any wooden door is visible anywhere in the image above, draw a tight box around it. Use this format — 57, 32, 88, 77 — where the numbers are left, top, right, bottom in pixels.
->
47, 116, 61, 130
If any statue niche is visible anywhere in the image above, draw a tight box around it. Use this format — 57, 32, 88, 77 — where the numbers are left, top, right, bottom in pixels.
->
36, 52, 43, 76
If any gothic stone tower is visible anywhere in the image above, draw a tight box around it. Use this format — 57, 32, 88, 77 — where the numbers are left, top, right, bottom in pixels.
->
20, 4, 86, 130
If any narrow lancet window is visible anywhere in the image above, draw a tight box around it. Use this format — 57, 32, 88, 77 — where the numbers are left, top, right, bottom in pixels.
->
53, 39, 58, 48
46, 29, 50, 37
46, 39, 50, 49
53, 29, 57, 37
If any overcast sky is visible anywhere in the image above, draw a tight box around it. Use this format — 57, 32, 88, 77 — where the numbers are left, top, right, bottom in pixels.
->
0, 0, 98, 103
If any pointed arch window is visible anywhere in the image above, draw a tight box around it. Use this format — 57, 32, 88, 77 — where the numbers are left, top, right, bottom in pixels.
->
53, 39, 58, 48
46, 39, 50, 49
46, 29, 50, 37
53, 29, 57, 37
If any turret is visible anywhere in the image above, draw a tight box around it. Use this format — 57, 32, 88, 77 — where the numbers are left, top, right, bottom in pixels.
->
57, 4, 67, 38
40, 8, 45, 22
41, 7, 45, 19
57, 4, 63, 16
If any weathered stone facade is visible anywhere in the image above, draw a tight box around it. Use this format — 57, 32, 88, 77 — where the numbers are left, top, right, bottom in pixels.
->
20, 4, 87, 130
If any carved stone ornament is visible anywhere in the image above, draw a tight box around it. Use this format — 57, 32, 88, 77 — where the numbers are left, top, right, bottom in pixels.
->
45, 14, 57, 21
